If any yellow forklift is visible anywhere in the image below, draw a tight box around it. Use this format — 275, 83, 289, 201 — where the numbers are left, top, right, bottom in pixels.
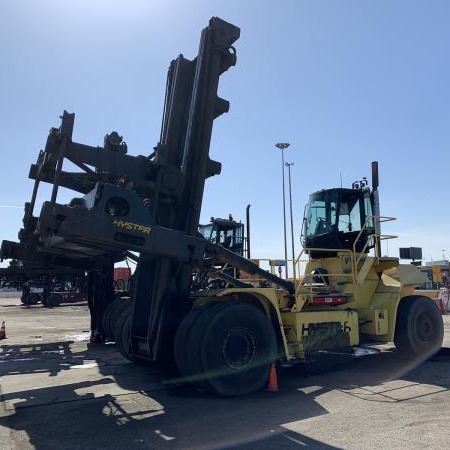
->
175, 162, 444, 396
0, 18, 442, 397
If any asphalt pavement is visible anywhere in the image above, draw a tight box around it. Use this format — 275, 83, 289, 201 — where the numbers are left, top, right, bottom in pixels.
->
0, 296, 449, 449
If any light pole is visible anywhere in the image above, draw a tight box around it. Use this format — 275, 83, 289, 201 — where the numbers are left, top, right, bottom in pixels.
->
285, 162, 296, 279
275, 142, 290, 278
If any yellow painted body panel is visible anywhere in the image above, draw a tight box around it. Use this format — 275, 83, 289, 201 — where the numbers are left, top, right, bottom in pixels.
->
358, 308, 389, 336
281, 310, 359, 358
193, 254, 427, 362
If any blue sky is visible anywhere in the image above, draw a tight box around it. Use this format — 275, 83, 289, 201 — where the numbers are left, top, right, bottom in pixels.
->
1, 0, 449, 266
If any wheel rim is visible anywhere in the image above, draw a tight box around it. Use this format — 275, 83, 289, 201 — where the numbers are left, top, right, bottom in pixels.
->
222, 326, 257, 370
417, 312, 435, 341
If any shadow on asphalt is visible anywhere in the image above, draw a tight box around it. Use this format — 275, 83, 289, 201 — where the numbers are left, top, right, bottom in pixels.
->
0, 341, 449, 449
16, 302, 89, 309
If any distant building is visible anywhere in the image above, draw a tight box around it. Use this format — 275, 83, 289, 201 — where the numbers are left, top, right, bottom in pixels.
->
417, 260, 449, 289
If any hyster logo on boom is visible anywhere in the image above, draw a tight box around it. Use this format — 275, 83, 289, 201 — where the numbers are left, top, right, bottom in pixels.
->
113, 219, 152, 234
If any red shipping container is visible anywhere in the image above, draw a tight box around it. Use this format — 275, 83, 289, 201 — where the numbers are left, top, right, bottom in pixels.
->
114, 267, 131, 282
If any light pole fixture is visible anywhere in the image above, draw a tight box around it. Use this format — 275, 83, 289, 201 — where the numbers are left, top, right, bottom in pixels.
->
285, 162, 296, 279
275, 142, 290, 278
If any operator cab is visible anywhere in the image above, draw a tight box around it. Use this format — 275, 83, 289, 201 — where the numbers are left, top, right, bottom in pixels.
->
302, 180, 375, 258
199, 216, 244, 257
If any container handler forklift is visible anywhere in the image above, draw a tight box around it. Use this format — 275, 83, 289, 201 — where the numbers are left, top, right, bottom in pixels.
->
0, 18, 443, 396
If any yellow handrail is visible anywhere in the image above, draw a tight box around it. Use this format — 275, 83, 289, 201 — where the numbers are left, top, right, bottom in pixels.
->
295, 215, 398, 301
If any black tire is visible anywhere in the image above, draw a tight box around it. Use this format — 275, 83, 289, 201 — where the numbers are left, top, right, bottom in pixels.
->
191, 303, 276, 396
394, 296, 444, 358
116, 310, 134, 361
112, 303, 132, 343
42, 296, 49, 307
104, 299, 130, 340
102, 300, 120, 339
174, 302, 227, 389
116, 312, 154, 366
47, 294, 62, 307
173, 306, 205, 380
186, 302, 232, 392
26, 293, 40, 305
174, 303, 221, 381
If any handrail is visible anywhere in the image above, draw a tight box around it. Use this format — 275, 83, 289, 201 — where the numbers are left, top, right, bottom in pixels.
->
233, 215, 398, 303
296, 215, 398, 302
293, 247, 356, 302
351, 215, 397, 279
372, 215, 396, 261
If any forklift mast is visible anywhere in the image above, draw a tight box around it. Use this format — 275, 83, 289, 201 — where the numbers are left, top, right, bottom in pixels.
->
1, 18, 240, 362
1, 17, 292, 365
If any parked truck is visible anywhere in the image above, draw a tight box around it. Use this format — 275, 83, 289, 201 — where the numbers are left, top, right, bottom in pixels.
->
0, 18, 443, 396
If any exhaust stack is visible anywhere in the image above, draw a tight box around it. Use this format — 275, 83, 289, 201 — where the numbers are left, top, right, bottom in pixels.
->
246, 204, 251, 258
371, 161, 381, 257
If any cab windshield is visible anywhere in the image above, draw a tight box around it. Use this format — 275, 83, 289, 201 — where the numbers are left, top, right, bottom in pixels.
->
303, 188, 374, 254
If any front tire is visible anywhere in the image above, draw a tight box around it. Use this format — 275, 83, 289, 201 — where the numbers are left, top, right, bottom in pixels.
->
116, 312, 152, 366
173, 303, 217, 383
104, 299, 129, 340
117, 312, 134, 361
394, 296, 443, 358
175, 302, 277, 396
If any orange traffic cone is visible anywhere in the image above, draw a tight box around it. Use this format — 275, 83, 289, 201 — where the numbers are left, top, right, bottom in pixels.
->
0, 321, 6, 340
266, 363, 278, 392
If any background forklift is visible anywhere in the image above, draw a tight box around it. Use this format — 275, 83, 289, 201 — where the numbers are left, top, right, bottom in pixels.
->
198, 207, 250, 286
0, 18, 443, 396
199, 215, 245, 256
0, 264, 87, 307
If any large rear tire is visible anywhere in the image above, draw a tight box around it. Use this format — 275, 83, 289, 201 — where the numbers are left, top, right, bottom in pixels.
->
394, 296, 444, 358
